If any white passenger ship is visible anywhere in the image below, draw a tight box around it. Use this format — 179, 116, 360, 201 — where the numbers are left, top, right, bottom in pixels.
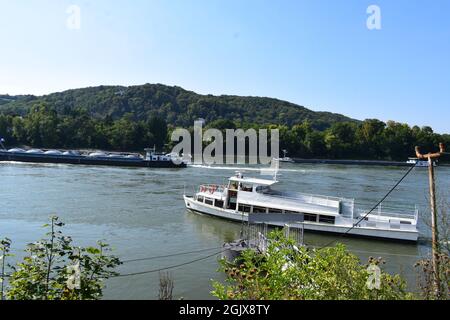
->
183, 172, 419, 242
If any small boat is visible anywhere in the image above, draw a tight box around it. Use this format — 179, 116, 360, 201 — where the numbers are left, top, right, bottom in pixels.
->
274, 149, 294, 163
184, 172, 419, 242
406, 158, 436, 167
275, 156, 294, 163
0, 145, 187, 168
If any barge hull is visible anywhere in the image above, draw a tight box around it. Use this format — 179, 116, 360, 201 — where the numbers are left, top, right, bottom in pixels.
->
0, 152, 186, 168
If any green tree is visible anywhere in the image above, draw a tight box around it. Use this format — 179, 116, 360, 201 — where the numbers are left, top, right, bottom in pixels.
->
324, 122, 358, 158
0, 114, 14, 144
23, 103, 59, 147
207, 119, 236, 131
11, 117, 27, 144
212, 231, 414, 300
108, 113, 138, 151
355, 119, 386, 159
412, 126, 440, 155
5, 216, 121, 300
147, 115, 168, 149
382, 121, 415, 160
56, 108, 99, 148
304, 130, 327, 157
0, 238, 12, 300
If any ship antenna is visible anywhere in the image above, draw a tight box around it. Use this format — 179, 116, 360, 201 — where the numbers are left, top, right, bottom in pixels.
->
272, 158, 280, 181
0, 138, 6, 151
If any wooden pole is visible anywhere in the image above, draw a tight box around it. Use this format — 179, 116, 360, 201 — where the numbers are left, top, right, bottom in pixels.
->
415, 143, 445, 298
427, 156, 441, 298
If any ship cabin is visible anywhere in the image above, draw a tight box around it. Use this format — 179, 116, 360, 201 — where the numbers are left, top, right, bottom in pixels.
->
187, 172, 419, 241
194, 172, 349, 226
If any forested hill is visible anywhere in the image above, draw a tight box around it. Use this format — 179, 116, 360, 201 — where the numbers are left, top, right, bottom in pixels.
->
0, 84, 356, 129
0, 84, 448, 161
0, 95, 23, 105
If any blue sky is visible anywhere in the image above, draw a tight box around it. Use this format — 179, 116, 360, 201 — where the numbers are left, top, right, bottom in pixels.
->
0, 0, 449, 133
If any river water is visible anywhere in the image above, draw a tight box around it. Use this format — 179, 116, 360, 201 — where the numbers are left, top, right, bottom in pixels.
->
0, 161, 448, 299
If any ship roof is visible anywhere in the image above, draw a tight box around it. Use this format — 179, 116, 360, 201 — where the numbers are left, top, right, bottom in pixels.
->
228, 176, 278, 186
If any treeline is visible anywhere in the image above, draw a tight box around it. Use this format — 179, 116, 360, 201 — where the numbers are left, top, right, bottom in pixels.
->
0, 103, 448, 161
275, 120, 449, 161
0, 103, 168, 151
204, 119, 449, 161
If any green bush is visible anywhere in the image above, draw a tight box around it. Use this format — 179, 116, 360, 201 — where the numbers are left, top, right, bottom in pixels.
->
2, 216, 121, 300
212, 231, 414, 300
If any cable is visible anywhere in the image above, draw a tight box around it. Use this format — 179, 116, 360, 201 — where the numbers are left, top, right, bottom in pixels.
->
121, 246, 223, 263
307, 244, 422, 259
113, 248, 227, 278
319, 163, 417, 249
0, 247, 226, 279
1, 249, 227, 279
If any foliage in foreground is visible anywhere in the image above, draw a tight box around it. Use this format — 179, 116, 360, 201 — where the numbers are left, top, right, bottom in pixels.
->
1, 216, 121, 300
415, 253, 449, 300
415, 192, 450, 300
212, 231, 414, 300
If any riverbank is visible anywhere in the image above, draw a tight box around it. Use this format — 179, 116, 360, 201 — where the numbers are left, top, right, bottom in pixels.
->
292, 158, 449, 167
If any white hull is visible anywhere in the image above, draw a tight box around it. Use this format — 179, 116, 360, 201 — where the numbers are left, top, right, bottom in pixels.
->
184, 196, 419, 242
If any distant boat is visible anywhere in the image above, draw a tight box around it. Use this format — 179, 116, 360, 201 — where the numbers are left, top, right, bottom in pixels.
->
275, 156, 294, 163
406, 158, 436, 167
184, 172, 419, 242
0, 146, 187, 168
274, 149, 294, 163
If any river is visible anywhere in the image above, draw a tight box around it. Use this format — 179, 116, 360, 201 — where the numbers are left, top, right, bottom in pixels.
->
0, 161, 448, 299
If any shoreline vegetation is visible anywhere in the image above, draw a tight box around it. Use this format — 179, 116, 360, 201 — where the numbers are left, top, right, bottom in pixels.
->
0, 84, 449, 163
2, 219, 448, 300
212, 230, 449, 300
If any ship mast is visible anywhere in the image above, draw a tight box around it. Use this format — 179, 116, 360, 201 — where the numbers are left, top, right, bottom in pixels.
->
0, 138, 6, 151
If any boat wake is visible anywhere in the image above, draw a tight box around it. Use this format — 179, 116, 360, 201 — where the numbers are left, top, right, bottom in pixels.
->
188, 164, 308, 173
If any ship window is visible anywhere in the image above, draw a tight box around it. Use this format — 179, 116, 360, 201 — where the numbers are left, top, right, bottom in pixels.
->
253, 206, 267, 213
255, 186, 269, 193
205, 198, 214, 205
268, 208, 282, 214
285, 210, 300, 214
197, 196, 204, 203
304, 213, 317, 222
238, 204, 251, 213
240, 183, 253, 192
229, 182, 239, 190
319, 215, 335, 224
215, 200, 224, 208
400, 221, 411, 225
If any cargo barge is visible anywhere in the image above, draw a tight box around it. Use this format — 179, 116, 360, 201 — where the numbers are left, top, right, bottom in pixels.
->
0, 145, 187, 169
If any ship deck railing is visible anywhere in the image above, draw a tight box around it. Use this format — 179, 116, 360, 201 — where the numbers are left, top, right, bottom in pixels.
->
258, 190, 347, 210
238, 191, 342, 216
197, 184, 226, 194
355, 217, 418, 232
356, 205, 419, 223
